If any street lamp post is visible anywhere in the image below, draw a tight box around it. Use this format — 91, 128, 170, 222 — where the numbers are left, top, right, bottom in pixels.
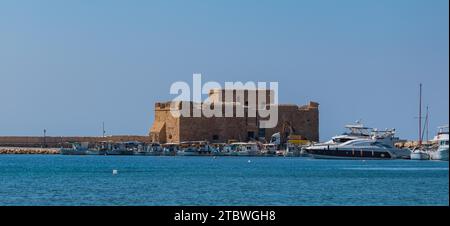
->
43, 129, 47, 148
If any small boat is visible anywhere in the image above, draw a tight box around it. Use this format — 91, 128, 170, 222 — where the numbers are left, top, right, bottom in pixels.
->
261, 143, 277, 156
144, 143, 163, 156
285, 143, 307, 157
177, 141, 211, 156
276, 149, 286, 156
161, 143, 180, 156
410, 83, 431, 161
86, 142, 110, 155
410, 149, 430, 160
229, 142, 260, 156
177, 142, 200, 156
60, 142, 89, 155
131, 142, 146, 155
210, 143, 229, 156
106, 142, 136, 155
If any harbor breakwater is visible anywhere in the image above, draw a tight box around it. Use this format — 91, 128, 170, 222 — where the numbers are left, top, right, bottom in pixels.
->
0, 135, 150, 148
0, 147, 60, 154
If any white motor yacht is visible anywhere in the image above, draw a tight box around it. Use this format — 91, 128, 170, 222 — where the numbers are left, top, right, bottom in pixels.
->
430, 125, 449, 161
305, 127, 410, 159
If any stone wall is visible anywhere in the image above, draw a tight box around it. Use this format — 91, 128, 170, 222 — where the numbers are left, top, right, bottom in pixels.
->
0, 135, 150, 148
149, 100, 320, 143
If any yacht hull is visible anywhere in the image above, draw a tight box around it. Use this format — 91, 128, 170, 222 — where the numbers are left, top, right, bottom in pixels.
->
410, 152, 430, 160
306, 149, 392, 159
430, 149, 449, 161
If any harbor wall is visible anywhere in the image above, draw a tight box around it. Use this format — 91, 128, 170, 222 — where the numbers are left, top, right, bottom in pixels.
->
0, 135, 150, 148
0, 147, 60, 154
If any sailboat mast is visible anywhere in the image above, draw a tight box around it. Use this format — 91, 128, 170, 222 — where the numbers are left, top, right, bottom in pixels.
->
426, 106, 429, 142
418, 83, 422, 146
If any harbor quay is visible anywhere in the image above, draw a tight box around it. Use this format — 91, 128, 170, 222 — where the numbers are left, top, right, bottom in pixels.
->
0, 135, 150, 148
0, 147, 60, 155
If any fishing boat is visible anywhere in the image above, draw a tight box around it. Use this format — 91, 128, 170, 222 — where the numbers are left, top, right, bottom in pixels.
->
285, 143, 303, 157
86, 142, 110, 155
209, 143, 229, 156
144, 143, 163, 156
161, 143, 180, 156
229, 142, 260, 156
60, 142, 89, 155
132, 142, 147, 155
106, 142, 136, 155
410, 149, 430, 160
261, 143, 277, 156
177, 141, 202, 156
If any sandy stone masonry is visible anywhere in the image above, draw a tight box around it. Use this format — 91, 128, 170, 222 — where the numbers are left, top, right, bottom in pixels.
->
150, 89, 319, 143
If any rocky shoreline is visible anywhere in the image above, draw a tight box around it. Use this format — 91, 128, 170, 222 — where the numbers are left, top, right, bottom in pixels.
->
0, 147, 60, 154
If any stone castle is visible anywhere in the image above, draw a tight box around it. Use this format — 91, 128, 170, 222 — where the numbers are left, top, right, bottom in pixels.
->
150, 89, 319, 144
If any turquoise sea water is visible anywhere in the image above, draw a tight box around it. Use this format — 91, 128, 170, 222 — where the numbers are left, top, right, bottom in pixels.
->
0, 155, 448, 206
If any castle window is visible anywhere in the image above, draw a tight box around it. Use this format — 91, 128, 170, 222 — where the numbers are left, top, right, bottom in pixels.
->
247, 131, 255, 140
212, 135, 219, 140
258, 128, 266, 138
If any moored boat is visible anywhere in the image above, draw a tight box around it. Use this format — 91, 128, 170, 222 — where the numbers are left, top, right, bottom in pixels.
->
305, 125, 410, 160
430, 125, 449, 161
229, 142, 260, 156
60, 142, 89, 155
161, 143, 180, 156
106, 142, 136, 155
144, 143, 163, 156
410, 149, 430, 160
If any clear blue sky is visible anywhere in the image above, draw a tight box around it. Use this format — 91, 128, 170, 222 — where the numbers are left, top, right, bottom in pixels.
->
0, 0, 448, 141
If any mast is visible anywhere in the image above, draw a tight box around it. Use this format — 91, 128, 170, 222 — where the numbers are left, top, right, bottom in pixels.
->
426, 106, 429, 142
418, 83, 422, 146
421, 105, 429, 143
102, 122, 106, 138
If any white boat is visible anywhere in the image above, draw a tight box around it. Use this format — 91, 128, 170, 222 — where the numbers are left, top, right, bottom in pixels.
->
410, 149, 430, 160
85, 142, 109, 155
177, 141, 211, 156
327, 121, 373, 144
285, 143, 306, 157
430, 125, 449, 161
305, 127, 410, 160
144, 143, 163, 156
60, 142, 89, 155
229, 142, 260, 156
161, 143, 180, 156
410, 83, 431, 161
261, 143, 277, 156
209, 143, 229, 156
106, 142, 135, 155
